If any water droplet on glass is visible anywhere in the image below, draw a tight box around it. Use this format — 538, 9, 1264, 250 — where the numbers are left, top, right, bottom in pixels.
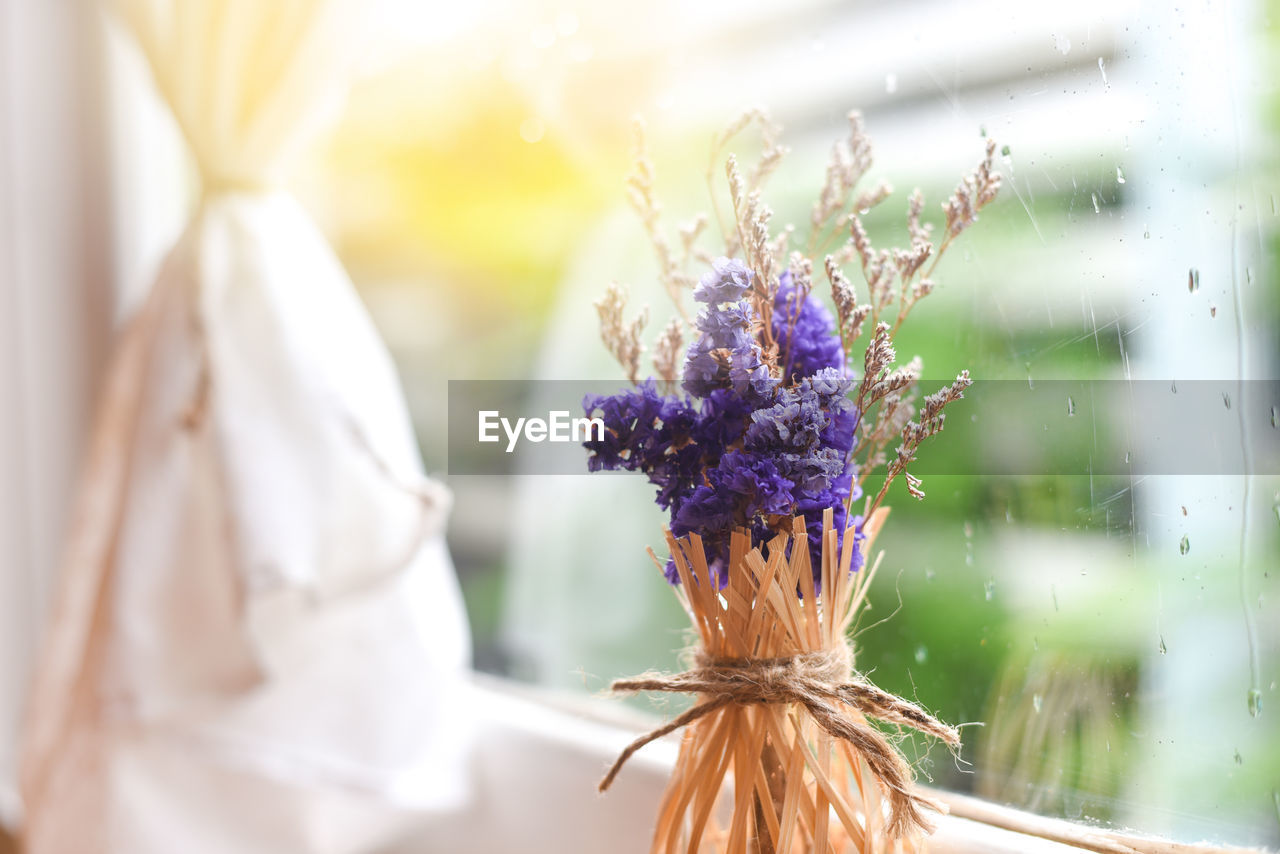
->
1209, 303, 1217, 318
1223, 393, 1231, 410
1067, 396, 1076, 416
1188, 267, 1200, 292
1234, 749, 1243, 765
1270, 405, 1277, 428
1001, 144, 1011, 157
1051, 585, 1059, 611
963, 521, 974, 539
1124, 451, 1131, 464
1032, 694, 1043, 714
1181, 505, 1188, 516
984, 579, 995, 601
1053, 33, 1071, 54
885, 72, 898, 94
1171, 380, 1178, 393
1248, 688, 1262, 718
1091, 193, 1100, 214
1143, 227, 1150, 239
1158, 635, 1167, 654
914, 645, 928, 664
925, 567, 937, 582
1273, 503, 1279, 528
1116, 166, 1125, 184
1097, 56, 1109, 86
1179, 535, 1190, 555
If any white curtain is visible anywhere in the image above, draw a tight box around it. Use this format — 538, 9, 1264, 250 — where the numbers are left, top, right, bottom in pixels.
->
19, 2, 472, 852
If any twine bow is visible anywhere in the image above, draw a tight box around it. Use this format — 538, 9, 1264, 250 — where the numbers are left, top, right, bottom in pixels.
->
599, 645, 959, 838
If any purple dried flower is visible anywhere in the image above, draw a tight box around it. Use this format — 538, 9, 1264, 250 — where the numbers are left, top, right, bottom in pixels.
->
729, 356, 777, 402
777, 448, 846, 494
681, 337, 726, 397
694, 257, 753, 304
583, 380, 702, 508
691, 389, 752, 454
772, 272, 845, 380
713, 451, 794, 517
588, 256, 866, 591
695, 300, 752, 347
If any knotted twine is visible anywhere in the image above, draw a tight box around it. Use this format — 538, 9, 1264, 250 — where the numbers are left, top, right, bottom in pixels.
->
598, 644, 959, 838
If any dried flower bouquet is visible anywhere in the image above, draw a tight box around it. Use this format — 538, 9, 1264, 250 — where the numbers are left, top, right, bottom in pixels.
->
585, 110, 1001, 853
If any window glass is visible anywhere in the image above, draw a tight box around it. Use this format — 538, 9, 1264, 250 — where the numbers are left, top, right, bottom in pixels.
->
296, 1, 1280, 846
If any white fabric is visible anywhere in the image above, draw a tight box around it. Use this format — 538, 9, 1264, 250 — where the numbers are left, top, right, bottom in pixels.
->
20, 3, 471, 852
113, 0, 369, 191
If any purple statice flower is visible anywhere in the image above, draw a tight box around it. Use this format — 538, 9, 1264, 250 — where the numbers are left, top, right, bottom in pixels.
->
586, 258, 865, 592
681, 336, 725, 398
583, 380, 702, 510
670, 484, 736, 586
683, 268, 776, 402
695, 299, 753, 348
682, 297, 758, 398
772, 272, 845, 380
802, 368, 859, 453
693, 257, 753, 305
713, 451, 794, 517
777, 448, 846, 494
744, 385, 824, 451
692, 388, 753, 454
729, 351, 777, 403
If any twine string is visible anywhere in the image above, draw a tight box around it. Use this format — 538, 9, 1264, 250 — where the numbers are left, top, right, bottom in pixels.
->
598, 646, 959, 838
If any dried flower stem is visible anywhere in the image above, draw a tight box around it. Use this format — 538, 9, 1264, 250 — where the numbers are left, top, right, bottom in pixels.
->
601, 516, 951, 851
808, 111, 873, 256
652, 317, 685, 383
705, 108, 786, 255
596, 283, 649, 384
863, 370, 972, 518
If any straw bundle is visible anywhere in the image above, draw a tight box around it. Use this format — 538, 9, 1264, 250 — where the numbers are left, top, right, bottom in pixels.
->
600, 508, 957, 854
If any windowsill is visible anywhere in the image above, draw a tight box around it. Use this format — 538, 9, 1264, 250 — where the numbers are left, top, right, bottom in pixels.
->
401, 674, 1269, 854
0, 674, 1262, 853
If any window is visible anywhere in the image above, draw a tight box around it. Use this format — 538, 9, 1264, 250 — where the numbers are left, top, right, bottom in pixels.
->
298, 0, 1276, 847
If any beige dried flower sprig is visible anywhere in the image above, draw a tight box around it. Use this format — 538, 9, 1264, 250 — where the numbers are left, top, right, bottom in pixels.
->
597, 108, 1001, 513
595, 282, 648, 384
810, 111, 875, 250
651, 317, 684, 384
